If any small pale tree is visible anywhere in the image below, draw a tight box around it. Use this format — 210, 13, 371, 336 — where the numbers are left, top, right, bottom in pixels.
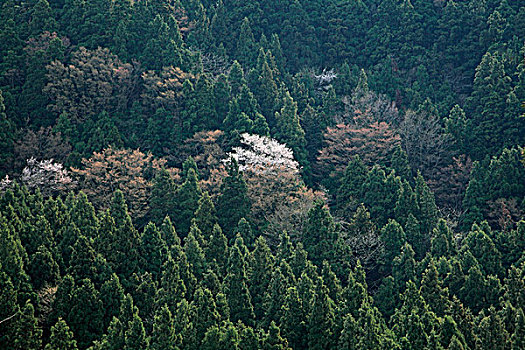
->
20, 158, 76, 196
226, 133, 323, 243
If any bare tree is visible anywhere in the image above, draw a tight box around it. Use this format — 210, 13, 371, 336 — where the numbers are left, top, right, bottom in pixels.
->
399, 108, 452, 181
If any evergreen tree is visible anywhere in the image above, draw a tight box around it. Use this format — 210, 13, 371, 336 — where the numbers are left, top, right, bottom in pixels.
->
100, 273, 125, 331
149, 169, 177, 225
380, 219, 407, 274
150, 304, 179, 350
280, 286, 307, 350
193, 191, 218, 243
45, 318, 78, 350
308, 278, 336, 350
191, 287, 220, 345
225, 235, 255, 326
109, 190, 142, 286
12, 300, 42, 350
68, 279, 105, 349
217, 159, 251, 239
511, 308, 525, 350
175, 167, 202, 236
124, 313, 149, 350
140, 222, 168, 281
184, 225, 206, 280
274, 91, 307, 168
205, 224, 228, 277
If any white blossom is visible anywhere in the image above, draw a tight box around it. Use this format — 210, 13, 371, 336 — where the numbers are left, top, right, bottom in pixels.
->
225, 133, 300, 174
20, 157, 76, 196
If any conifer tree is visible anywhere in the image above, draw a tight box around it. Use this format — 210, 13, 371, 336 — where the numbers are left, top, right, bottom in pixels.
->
308, 278, 336, 350
28, 244, 59, 290
249, 236, 274, 320
45, 318, 78, 350
0, 266, 19, 348
140, 222, 168, 281
157, 256, 186, 315
280, 286, 307, 350
184, 225, 206, 280
205, 224, 228, 277
431, 219, 455, 258
191, 287, 220, 345
149, 169, 177, 225
380, 219, 407, 274
12, 300, 42, 350
108, 190, 142, 287
214, 74, 231, 120
217, 159, 251, 239
274, 91, 307, 168
160, 216, 181, 249
124, 313, 149, 350
477, 307, 508, 350
193, 191, 218, 243
303, 200, 339, 268
175, 167, 202, 236
150, 304, 179, 350
0, 214, 29, 293
229, 61, 247, 96
251, 50, 280, 127
511, 308, 525, 350
0, 90, 14, 178
263, 321, 289, 350
336, 156, 368, 214
100, 273, 125, 331
68, 279, 105, 349
420, 259, 449, 317
225, 235, 255, 326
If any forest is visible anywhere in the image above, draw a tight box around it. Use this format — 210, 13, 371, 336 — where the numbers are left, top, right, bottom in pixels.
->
0, 0, 524, 349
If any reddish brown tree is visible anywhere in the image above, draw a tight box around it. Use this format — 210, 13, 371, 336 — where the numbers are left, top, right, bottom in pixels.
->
317, 115, 400, 182
72, 146, 171, 220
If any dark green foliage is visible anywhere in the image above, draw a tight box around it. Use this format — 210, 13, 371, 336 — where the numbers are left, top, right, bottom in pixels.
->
140, 222, 168, 280
380, 220, 407, 274
124, 313, 149, 350
150, 304, 179, 350
68, 279, 104, 349
217, 159, 251, 239
0, 1, 523, 348
303, 200, 339, 268
45, 318, 78, 350
28, 244, 59, 290
308, 279, 336, 350
12, 300, 42, 350
274, 91, 307, 168
225, 235, 255, 326
175, 167, 202, 236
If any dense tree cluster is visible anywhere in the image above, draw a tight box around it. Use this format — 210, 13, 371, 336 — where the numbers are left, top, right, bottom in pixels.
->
0, 0, 524, 348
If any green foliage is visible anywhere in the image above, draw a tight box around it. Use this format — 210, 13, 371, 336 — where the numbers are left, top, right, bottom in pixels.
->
0, 1, 523, 348
217, 159, 251, 239
45, 318, 78, 350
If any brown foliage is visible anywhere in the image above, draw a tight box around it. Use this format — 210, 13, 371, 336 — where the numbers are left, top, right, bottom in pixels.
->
14, 127, 71, 172
176, 130, 228, 198
24, 31, 70, 58
141, 66, 193, 113
428, 155, 473, 210
72, 146, 169, 220
485, 198, 523, 232
317, 117, 400, 180
44, 47, 134, 122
